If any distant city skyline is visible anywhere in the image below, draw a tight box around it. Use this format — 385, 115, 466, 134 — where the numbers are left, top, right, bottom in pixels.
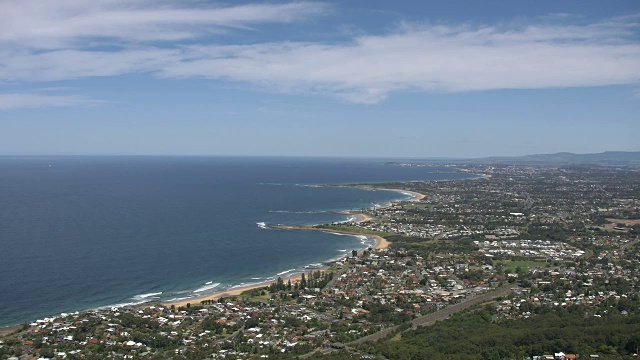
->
1, 0, 639, 157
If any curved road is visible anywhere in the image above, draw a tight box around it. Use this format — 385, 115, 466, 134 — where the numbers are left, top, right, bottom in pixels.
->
350, 284, 517, 345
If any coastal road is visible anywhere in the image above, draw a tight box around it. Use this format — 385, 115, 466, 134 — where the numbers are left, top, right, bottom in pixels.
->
349, 284, 516, 345
303, 284, 517, 357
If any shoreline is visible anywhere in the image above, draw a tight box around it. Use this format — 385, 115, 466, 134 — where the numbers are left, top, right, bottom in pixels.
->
365, 187, 426, 202
168, 186, 424, 308
270, 224, 391, 250
336, 186, 426, 220
164, 273, 305, 308
0, 184, 424, 330
353, 213, 373, 223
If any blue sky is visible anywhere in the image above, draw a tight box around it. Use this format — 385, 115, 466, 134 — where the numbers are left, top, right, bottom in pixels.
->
1, 0, 639, 158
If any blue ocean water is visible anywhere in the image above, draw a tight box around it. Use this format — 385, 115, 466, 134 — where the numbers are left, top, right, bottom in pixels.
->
0, 156, 477, 327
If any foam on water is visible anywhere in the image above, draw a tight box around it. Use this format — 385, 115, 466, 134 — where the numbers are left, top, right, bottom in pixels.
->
133, 292, 163, 300
0, 156, 477, 327
268, 210, 326, 214
193, 283, 221, 293
276, 269, 296, 276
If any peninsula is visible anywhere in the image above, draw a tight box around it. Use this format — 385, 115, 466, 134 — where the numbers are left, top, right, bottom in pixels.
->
2, 163, 639, 359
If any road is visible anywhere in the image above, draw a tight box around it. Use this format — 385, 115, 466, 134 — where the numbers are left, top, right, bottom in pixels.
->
302, 284, 517, 358
350, 284, 516, 345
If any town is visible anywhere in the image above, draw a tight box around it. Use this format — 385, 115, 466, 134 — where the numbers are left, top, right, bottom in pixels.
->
1, 164, 639, 359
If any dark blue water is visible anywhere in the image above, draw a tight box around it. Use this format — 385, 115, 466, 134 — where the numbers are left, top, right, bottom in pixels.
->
0, 156, 476, 326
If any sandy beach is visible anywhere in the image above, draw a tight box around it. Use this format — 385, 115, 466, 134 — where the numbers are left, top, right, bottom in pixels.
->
270, 225, 389, 250
370, 187, 426, 202
341, 188, 425, 221
369, 235, 390, 249
164, 186, 419, 308
328, 185, 426, 203
166, 273, 304, 308
352, 213, 373, 223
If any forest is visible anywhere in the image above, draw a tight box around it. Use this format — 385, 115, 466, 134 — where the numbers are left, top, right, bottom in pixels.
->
355, 305, 640, 359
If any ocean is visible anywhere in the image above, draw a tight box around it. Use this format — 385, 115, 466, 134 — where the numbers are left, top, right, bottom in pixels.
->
0, 156, 477, 327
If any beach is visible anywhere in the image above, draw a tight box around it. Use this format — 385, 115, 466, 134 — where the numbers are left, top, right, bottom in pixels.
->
163, 187, 421, 311
0, 156, 473, 328
349, 213, 373, 223
367, 187, 426, 202
165, 273, 304, 308
370, 235, 390, 249
345, 188, 426, 219
164, 233, 392, 309
297, 187, 427, 250
269, 225, 390, 248
172, 199, 399, 308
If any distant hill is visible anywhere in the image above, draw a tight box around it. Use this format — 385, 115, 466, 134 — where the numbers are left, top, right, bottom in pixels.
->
466, 151, 640, 166
410, 151, 640, 167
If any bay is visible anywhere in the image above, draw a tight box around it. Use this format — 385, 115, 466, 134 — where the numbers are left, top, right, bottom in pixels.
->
0, 156, 476, 326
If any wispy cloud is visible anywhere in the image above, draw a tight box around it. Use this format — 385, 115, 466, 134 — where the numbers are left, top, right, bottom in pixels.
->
0, 0, 329, 47
0, 93, 100, 110
1, 2, 639, 104
164, 16, 640, 103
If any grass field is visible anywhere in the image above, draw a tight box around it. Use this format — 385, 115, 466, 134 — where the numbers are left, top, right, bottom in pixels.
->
496, 260, 548, 273
606, 218, 640, 226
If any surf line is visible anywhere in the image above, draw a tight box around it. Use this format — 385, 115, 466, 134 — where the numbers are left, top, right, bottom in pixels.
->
268, 224, 390, 250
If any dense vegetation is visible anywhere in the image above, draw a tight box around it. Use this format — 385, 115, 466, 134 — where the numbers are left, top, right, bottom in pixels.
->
357, 305, 640, 359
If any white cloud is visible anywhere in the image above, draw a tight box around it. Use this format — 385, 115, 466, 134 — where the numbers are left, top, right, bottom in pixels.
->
0, 0, 329, 47
1, 48, 183, 81
0, 2, 639, 104
157, 17, 640, 102
0, 93, 100, 110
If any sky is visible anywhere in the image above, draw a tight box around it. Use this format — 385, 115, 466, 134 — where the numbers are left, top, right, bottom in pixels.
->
0, 0, 639, 158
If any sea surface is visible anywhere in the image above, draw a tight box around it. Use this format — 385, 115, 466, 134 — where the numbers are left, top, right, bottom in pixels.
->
0, 156, 477, 327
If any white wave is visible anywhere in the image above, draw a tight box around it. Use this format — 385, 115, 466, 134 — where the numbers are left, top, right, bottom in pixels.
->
165, 296, 192, 303
269, 210, 326, 214
106, 301, 144, 309
399, 191, 420, 200
193, 283, 220, 293
327, 253, 350, 262
133, 292, 163, 300
326, 232, 350, 236
256, 222, 267, 229
228, 280, 269, 289
251, 277, 262, 280
205, 281, 213, 285
276, 268, 295, 276
104, 296, 158, 309
338, 249, 347, 252
304, 263, 323, 269
333, 216, 356, 224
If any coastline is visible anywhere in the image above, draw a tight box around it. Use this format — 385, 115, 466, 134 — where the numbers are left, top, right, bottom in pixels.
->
164, 273, 305, 308
352, 213, 373, 223
269, 224, 390, 250
0, 184, 423, 329
167, 186, 420, 309
323, 184, 425, 204
270, 185, 426, 254
364, 187, 426, 202
336, 186, 425, 219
